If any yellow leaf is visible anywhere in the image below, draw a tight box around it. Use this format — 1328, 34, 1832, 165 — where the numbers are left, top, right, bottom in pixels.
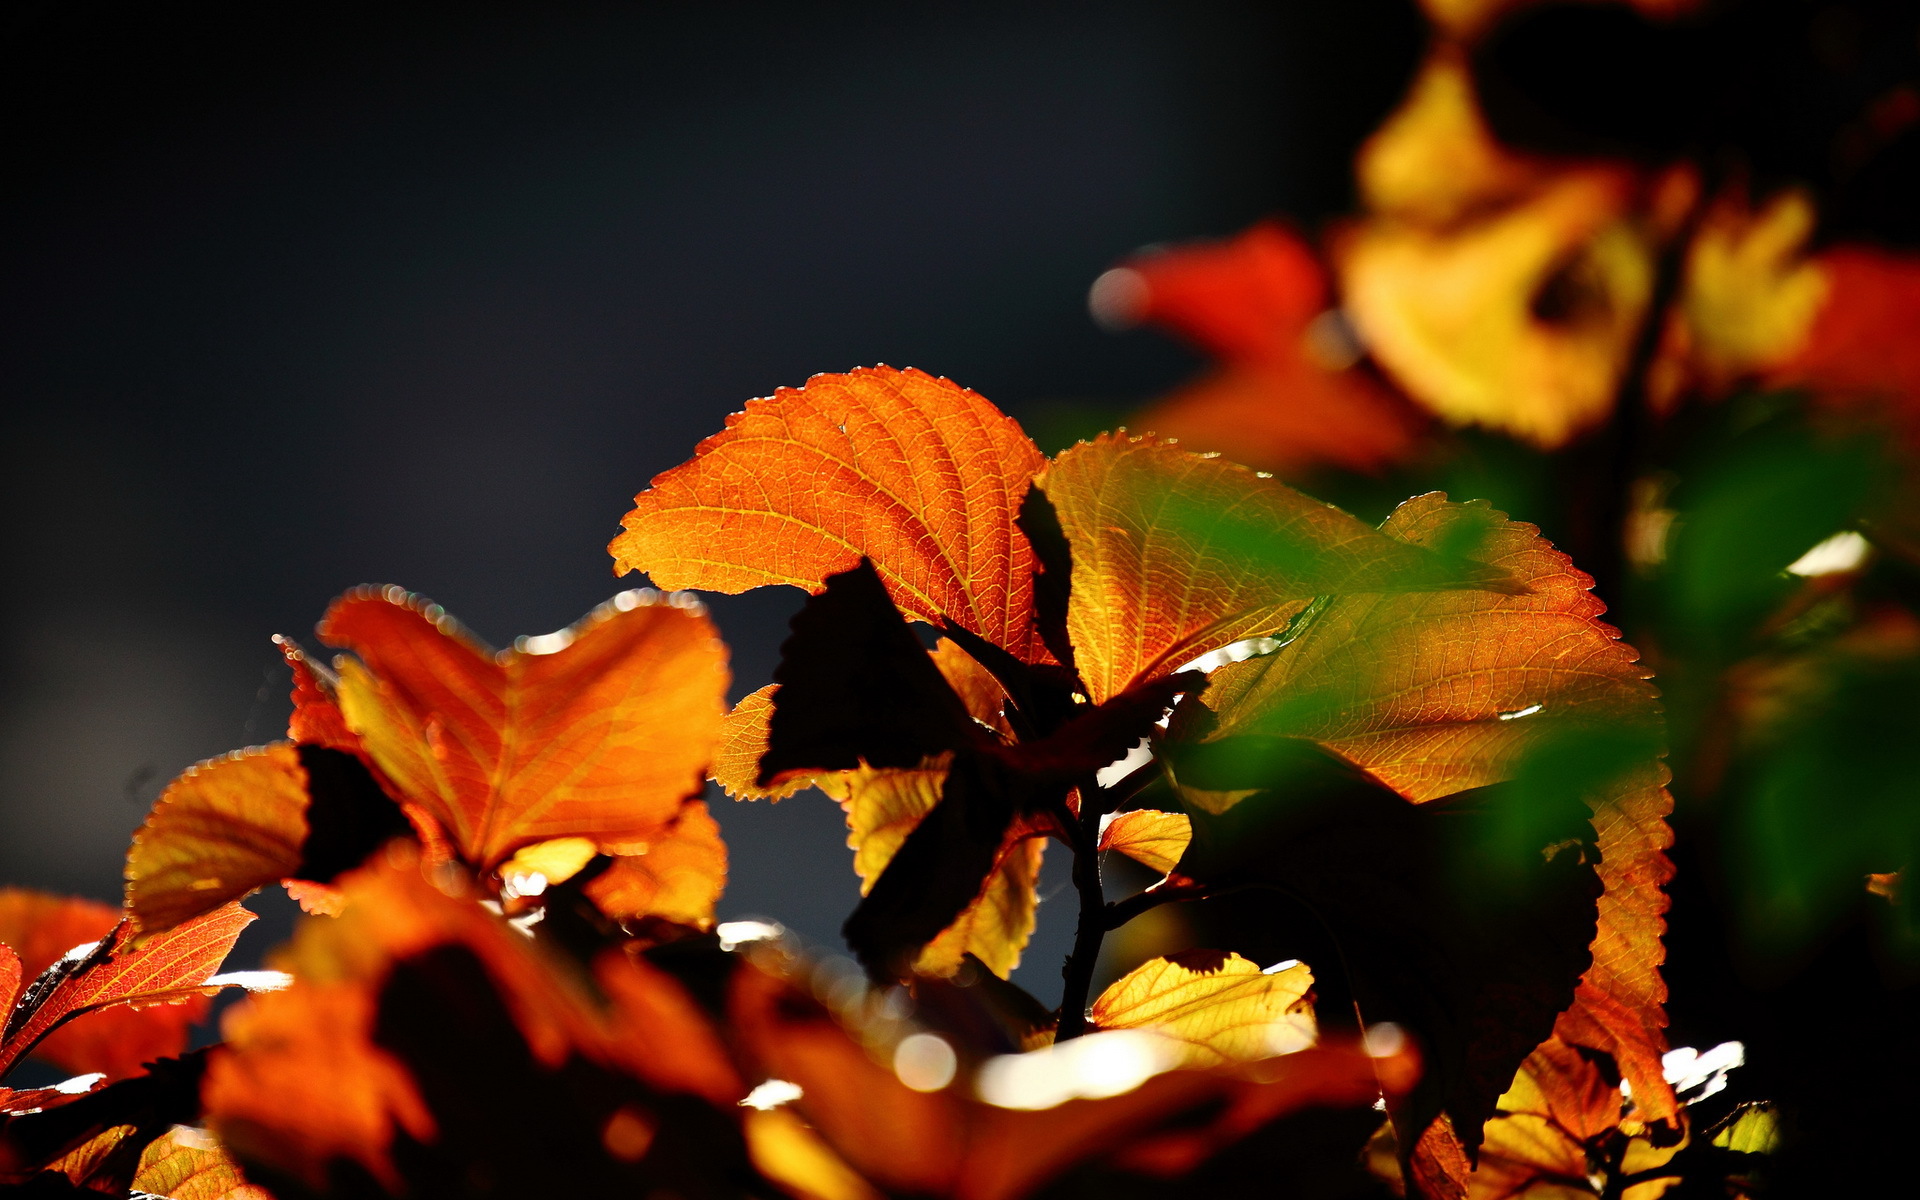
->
1089, 951, 1316, 1066
1097, 811, 1191, 875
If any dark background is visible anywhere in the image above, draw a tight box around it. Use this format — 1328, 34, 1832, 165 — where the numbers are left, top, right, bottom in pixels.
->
0, 0, 1421, 1001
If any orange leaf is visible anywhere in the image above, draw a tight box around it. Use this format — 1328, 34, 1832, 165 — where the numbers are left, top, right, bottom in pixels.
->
610, 366, 1053, 663
322, 586, 728, 873
0, 895, 252, 1082
1136, 363, 1424, 477
1097, 810, 1191, 875
0, 891, 207, 1082
1089, 951, 1316, 1066
1198, 494, 1675, 1121
124, 744, 311, 939
1042, 434, 1518, 702
277, 634, 361, 754
205, 846, 745, 1194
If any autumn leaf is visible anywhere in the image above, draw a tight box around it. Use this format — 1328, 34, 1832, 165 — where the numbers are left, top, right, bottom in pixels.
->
1180, 493, 1674, 1165
0, 893, 257, 1084
611, 365, 1054, 662
319, 586, 730, 928
1041, 433, 1518, 704
1097, 809, 1192, 875
730, 955, 1416, 1200
1089, 951, 1316, 1066
204, 845, 750, 1196
1106, 222, 1426, 475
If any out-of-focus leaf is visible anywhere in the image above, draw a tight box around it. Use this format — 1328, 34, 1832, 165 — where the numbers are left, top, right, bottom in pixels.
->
204, 846, 750, 1198
1731, 647, 1920, 959
322, 587, 728, 885
0, 896, 253, 1083
1090, 951, 1316, 1066
744, 1107, 884, 1200
1772, 248, 1920, 442
1185, 494, 1675, 1158
1098, 810, 1192, 875
1355, 48, 1551, 227
611, 366, 1053, 663
1661, 418, 1886, 652
1667, 190, 1829, 393
729, 957, 1416, 1200
1339, 167, 1655, 448
1042, 433, 1517, 703
1112, 222, 1426, 475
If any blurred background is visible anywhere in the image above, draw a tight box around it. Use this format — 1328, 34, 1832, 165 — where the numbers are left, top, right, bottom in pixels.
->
0, 0, 1421, 1000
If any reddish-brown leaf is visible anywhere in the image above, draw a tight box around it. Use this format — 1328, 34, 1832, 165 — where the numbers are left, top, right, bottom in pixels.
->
1042, 434, 1518, 703
204, 845, 744, 1194
715, 643, 1039, 977
610, 366, 1053, 662
730, 956, 1416, 1200
0, 895, 252, 1082
1197, 494, 1676, 1125
321, 587, 728, 875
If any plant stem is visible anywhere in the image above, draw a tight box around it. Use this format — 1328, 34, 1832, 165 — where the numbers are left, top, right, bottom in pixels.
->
1055, 784, 1112, 1041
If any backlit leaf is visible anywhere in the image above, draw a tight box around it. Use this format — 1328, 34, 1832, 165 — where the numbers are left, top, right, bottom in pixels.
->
322, 587, 728, 874
1192, 494, 1675, 1135
611, 366, 1053, 662
0, 891, 205, 1082
1097, 810, 1192, 875
1089, 952, 1316, 1066
1042, 433, 1517, 703
129, 1126, 271, 1200
713, 686, 809, 801
0, 898, 253, 1082
124, 745, 310, 939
